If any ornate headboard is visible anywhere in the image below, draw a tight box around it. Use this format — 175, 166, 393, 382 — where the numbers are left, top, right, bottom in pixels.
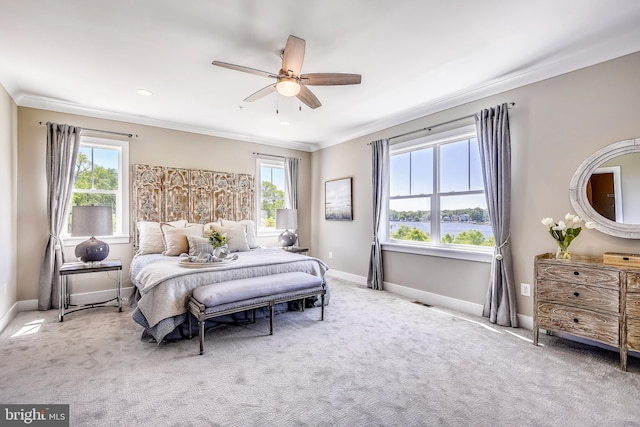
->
132, 164, 254, 246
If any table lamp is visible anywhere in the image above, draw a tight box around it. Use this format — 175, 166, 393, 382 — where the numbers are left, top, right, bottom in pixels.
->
71, 205, 113, 263
276, 208, 298, 247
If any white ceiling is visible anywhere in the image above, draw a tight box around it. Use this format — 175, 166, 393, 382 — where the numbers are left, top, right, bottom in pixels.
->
1, 1, 640, 152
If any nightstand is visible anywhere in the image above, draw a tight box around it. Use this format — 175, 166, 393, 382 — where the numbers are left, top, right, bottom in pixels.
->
282, 247, 309, 256
58, 260, 122, 322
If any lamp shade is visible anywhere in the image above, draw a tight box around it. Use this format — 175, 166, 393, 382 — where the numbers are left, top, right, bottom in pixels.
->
72, 206, 113, 237
276, 208, 298, 247
276, 208, 298, 230
72, 206, 113, 262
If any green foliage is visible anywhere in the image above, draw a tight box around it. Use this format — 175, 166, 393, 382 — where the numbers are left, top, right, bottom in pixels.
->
391, 225, 431, 242
260, 181, 285, 228
208, 229, 227, 248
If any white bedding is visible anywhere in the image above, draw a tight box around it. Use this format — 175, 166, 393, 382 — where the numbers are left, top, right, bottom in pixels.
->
130, 248, 329, 340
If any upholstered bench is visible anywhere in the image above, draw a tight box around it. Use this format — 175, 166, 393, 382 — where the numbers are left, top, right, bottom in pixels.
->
187, 272, 326, 354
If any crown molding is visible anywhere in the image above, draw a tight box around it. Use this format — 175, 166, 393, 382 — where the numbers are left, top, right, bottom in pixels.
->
15, 94, 317, 152
314, 34, 640, 151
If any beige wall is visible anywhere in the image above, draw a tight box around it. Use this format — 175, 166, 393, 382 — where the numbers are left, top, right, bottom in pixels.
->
311, 51, 640, 318
0, 83, 18, 326
16, 108, 311, 302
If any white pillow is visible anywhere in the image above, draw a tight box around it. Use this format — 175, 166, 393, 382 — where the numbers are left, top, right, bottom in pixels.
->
161, 223, 204, 256
222, 219, 258, 248
137, 220, 187, 255
209, 222, 250, 252
202, 221, 222, 238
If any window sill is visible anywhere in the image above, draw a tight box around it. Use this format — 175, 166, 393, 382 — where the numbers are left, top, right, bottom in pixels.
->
381, 242, 493, 263
62, 235, 131, 246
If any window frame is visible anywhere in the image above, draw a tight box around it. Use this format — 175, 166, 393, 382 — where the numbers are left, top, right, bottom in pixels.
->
62, 136, 130, 246
255, 157, 287, 237
383, 125, 493, 263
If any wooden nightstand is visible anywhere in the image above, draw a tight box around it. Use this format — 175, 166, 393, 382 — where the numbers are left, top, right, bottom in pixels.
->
58, 260, 122, 322
282, 247, 309, 256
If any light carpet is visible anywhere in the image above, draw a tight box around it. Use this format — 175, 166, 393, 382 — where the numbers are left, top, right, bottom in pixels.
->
1, 277, 640, 427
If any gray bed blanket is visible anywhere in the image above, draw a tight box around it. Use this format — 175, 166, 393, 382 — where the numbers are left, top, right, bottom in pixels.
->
130, 248, 329, 342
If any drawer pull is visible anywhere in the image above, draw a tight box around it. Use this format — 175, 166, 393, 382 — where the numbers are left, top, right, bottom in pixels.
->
573, 271, 580, 276
573, 292, 580, 297
573, 318, 579, 323
623, 257, 630, 261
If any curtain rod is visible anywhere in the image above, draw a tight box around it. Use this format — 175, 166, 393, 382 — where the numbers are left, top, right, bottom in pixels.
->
38, 121, 137, 138
387, 102, 515, 142
253, 152, 301, 160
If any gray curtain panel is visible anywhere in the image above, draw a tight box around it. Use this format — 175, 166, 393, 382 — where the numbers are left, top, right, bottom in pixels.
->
284, 157, 299, 210
38, 123, 81, 310
367, 139, 390, 290
475, 103, 518, 327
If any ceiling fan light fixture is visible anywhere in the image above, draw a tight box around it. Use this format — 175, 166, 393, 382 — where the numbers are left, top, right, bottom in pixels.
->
276, 78, 300, 97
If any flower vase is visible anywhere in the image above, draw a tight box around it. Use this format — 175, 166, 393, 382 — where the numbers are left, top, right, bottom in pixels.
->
556, 244, 571, 260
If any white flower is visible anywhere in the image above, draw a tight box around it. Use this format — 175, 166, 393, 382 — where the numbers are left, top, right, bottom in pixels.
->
573, 216, 582, 224
541, 217, 554, 226
585, 221, 596, 229
564, 213, 576, 222
552, 221, 566, 231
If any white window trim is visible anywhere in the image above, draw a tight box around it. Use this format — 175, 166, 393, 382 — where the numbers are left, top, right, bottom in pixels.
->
255, 157, 286, 237
63, 136, 130, 246
386, 124, 492, 263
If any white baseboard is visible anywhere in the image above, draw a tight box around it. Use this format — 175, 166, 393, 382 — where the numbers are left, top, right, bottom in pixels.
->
0, 302, 19, 334
10, 287, 132, 314
325, 269, 534, 330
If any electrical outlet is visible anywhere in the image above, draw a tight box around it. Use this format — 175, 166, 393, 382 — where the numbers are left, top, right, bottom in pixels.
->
329, 251, 333, 259
521, 283, 531, 297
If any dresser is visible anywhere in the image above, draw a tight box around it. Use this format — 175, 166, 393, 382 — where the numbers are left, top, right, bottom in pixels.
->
534, 253, 640, 371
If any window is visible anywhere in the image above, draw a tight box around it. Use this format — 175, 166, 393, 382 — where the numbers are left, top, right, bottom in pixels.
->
386, 125, 493, 258
64, 136, 129, 244
256, 158, 286, 233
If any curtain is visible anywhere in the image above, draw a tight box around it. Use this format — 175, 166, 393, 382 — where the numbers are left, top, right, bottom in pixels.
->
475, 103, 518, 327
38, 123, 81, 310
284, 157, 299, 210
367, 139, 389, 290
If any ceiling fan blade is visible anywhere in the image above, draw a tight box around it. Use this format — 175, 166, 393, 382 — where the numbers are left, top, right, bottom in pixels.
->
212, 61, 276, 79
300, 73, 362, 86
296, 85, 321, 109
244, 84, 277, 102
281, 35, 305, 76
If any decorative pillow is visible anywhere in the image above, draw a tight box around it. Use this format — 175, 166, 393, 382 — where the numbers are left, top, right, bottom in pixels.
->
209, 222, 250, 252
137, 220, 187, 255
222, 219, 258, 248
202, 221, 222, 238
187, 235, 214, 256
161, 223, 204, 256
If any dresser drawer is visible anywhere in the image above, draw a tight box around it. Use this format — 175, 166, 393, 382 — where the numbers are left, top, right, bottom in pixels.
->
537, 264, 619, 289
627, 272, 640, 291
627, 318, 640, 351
537, 303, 619, 346
537, 281, 619, 313
626, 294, 640, 318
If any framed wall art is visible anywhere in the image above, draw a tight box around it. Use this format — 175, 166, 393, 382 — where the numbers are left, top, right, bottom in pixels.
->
325, 177, 352, 220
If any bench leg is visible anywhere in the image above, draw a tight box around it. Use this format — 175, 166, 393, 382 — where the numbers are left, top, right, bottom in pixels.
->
252, 308, 256, 323
321, 294, 325, 321
199, 319, 205, 355
188, 312, 193, 339
269, 303, 274, 335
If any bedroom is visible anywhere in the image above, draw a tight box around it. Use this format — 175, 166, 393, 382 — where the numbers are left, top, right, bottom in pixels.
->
2, 1, 640, 425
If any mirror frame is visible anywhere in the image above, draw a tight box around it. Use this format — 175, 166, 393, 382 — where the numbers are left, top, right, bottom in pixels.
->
569, 138, 640, 239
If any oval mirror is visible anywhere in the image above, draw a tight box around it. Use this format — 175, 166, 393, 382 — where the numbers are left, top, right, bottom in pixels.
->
570, 138, 640, 239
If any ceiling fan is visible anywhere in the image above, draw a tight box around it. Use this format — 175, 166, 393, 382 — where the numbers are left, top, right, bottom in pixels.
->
212, 35, 361, 109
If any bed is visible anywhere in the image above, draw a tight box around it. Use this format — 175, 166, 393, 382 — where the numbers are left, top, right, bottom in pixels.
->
129, 163, 329, 343
130, 248, 329, 342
